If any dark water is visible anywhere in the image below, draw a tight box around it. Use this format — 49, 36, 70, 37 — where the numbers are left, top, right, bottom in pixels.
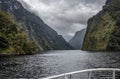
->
0, 50, 120, 79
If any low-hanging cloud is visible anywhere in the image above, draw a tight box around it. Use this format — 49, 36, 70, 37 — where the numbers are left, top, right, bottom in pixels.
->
18, 0, 106, 41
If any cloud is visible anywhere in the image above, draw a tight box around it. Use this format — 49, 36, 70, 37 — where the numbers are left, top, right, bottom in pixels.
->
18, 0, 106, 41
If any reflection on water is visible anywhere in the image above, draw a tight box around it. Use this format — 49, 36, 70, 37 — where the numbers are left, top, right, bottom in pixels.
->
0, 50, 120, 78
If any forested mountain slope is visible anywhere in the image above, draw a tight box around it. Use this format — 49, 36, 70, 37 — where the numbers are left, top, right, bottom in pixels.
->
82, 0, 120, 51
0, 0, 73, 51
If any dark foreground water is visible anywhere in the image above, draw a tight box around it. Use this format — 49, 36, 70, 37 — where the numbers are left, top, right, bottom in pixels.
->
0, 50, 120, 79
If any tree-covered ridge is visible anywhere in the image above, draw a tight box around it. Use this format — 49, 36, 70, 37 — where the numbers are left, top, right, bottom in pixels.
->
82, 0, 120, 51
0, 0, 73, 50
0, 10, 37, 55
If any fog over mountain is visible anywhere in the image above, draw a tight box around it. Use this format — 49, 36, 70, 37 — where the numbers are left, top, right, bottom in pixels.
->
69, 28, 86, 49
18, 0, 106, 41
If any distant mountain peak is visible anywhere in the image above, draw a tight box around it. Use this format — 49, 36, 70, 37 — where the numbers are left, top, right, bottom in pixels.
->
69, 28, 86, 49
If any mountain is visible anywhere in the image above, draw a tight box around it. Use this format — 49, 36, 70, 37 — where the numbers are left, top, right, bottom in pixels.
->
82, 0, 120, 51
69, 28, 86, 49
0, 10, 37, 55
0, 0, 73, 51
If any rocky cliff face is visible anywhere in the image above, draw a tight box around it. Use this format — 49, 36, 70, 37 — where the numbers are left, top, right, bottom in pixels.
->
69, 28, 86, 49
82, 0, 120, 51
0, 0, 73, 51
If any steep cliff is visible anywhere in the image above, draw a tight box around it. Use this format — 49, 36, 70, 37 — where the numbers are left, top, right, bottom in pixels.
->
0, 10, 37, 55
69, 28, 86, 49
82, 0, 120, 51
0, 0, 73, 50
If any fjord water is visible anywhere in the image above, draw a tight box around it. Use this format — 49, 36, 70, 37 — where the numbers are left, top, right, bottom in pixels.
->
0, 50, 120, 78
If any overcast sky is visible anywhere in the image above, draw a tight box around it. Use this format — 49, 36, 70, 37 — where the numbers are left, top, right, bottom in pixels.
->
18, 0, 106, 41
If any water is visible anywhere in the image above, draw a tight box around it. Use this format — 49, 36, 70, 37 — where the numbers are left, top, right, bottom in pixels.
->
0, 50, 120, 79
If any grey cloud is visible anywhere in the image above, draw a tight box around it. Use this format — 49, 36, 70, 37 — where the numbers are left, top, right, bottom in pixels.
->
18, 0, 106, 41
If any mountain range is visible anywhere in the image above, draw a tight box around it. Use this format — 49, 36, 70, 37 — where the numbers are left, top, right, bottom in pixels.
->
0, 0, 73, 55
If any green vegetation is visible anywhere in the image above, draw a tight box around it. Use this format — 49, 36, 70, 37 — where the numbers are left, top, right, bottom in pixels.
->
0, 0, 73, 51
82, 0, 120, 51
0, 11, 37, 55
